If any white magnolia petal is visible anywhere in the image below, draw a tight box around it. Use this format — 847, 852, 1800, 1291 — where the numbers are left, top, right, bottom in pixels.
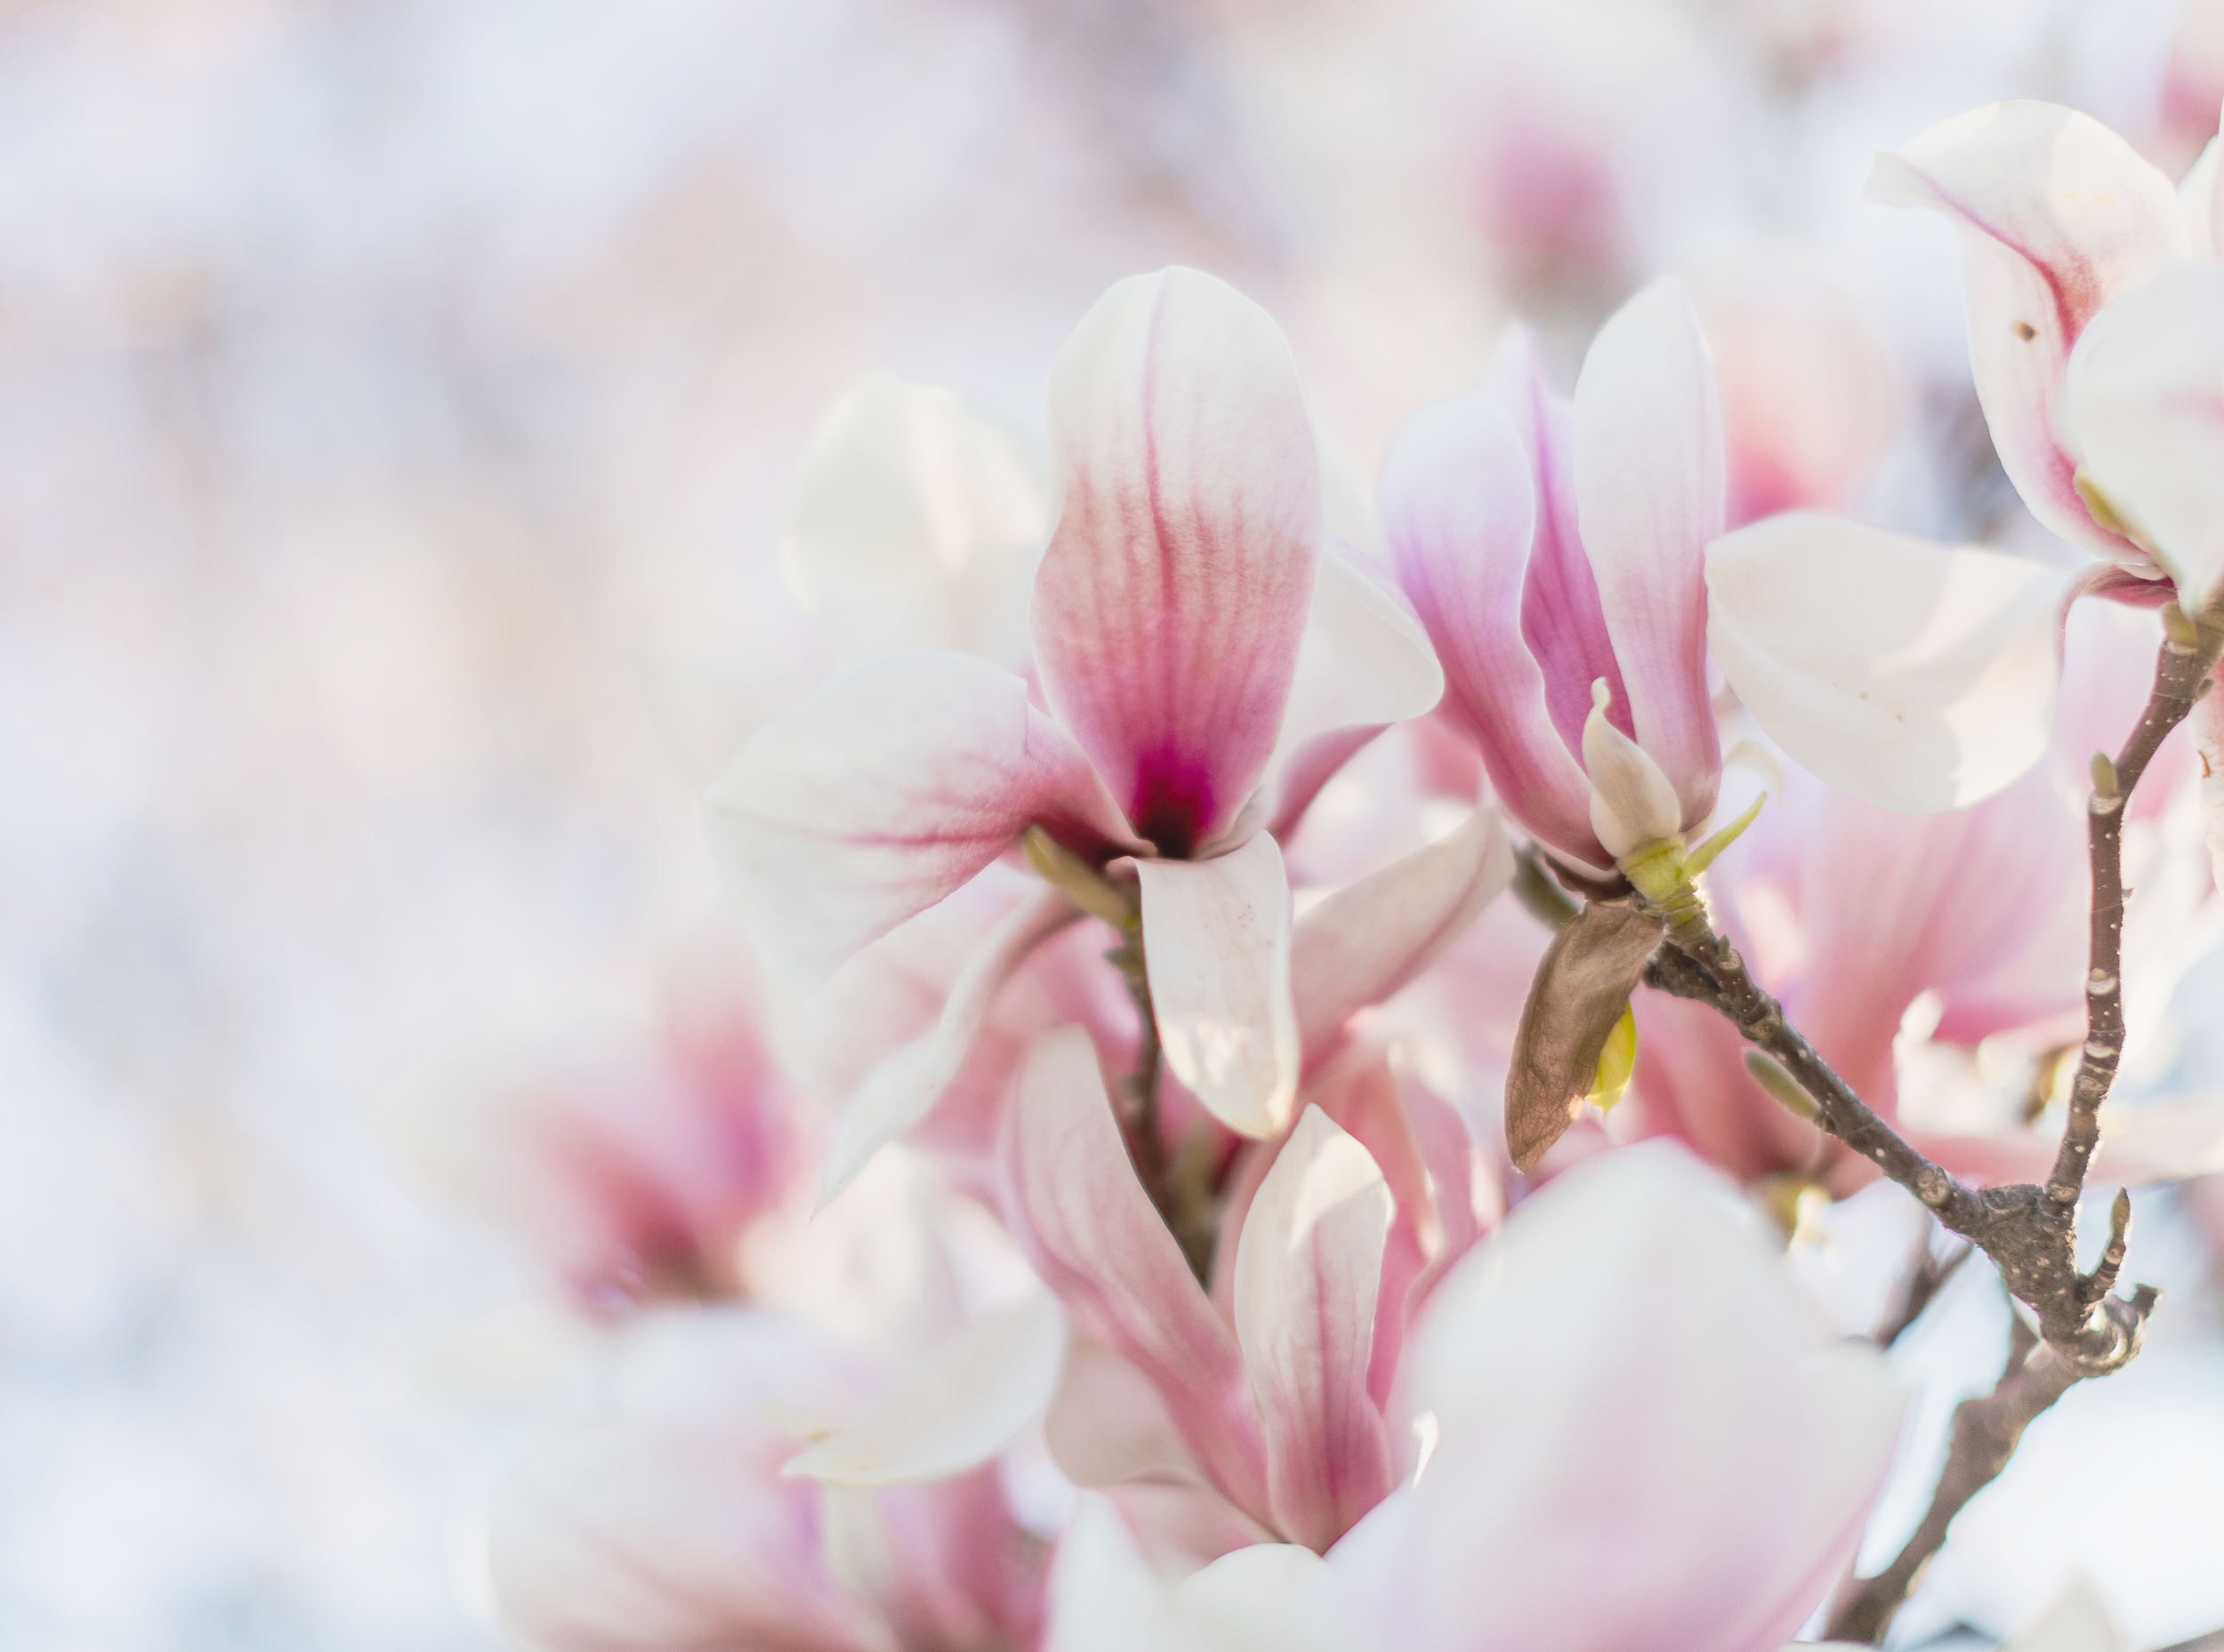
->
705, 651, 1139, 988
1583, 679, 1685, 858
1045, 1495, 1214, 1652
784, 1291, 1068, 1487
782, 372, 1049, 663
1326, 1142, 1904, 1651
1998, 1579, 2123, 1652
2068, 261, 2224, 608
1866, 101, 2187, 564
1707, 514, 2067, 811
1290, 809, 1514, 1062
818, 884, 1082, 1205
1234, 1106, 1395, 1551
1174, 1543, 1380, 1652
1261, 551, 1446, 840
1045, 1495, 1371, 1652
2182, 138, 2220, 262
1139, 834, 1301, 1138
1277, 551, 1446, 763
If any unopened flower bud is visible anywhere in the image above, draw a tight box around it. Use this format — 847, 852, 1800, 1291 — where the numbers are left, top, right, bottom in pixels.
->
1583, 680, 1684, 860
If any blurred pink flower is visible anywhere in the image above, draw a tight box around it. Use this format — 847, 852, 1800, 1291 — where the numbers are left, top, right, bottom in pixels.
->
484, 1306, 1054, 1652
389, 935, 810, 1312
1382, 278, 1726, 874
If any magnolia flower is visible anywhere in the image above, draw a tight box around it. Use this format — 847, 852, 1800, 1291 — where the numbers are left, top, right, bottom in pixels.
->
1038, 1140, 1906, 1652
383, 935, 808, 1310
1383, 277, 1725, 876
710, 267, 1465, 1149
1706, 99, 2224, 818
1003, 1027, 1495, 1559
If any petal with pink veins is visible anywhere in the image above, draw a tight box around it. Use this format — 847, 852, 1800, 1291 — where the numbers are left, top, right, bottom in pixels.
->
1139, 833, 1301, 1139
1867, 101, 2186, 565
1002, 1027, 1272, 1523
784, 1290, 1068, 1487
818, 884, 1084, 1205
1289, 809, 1513, 1064
705, 651, 1140, 989
2068, 261, 2224, 609
1383, 392, 1601, 866
1034, 268, 1321, 857
1573, 277, 1726, 826
1325, 1142, 1904, 1652
1707, 513, 2067, 811
1234, 1106, 1396, 1551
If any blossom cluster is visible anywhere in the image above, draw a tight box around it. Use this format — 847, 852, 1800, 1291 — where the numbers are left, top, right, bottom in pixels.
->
401, 96, 2224, 1652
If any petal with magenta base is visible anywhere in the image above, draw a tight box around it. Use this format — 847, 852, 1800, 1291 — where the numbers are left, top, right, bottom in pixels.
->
1034, 268, 1320, 857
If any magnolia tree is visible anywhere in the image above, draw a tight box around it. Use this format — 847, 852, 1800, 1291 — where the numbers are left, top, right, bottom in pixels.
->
415, 100, 2224, 1652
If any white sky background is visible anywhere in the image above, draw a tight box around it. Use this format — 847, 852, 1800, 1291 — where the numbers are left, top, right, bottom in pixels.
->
0, 1, 2218, 1648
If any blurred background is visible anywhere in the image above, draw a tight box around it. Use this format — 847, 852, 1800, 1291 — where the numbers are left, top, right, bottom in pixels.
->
4, 0, 2223, 1646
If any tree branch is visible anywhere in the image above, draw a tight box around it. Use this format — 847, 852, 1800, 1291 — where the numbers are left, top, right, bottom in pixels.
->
1825, 1286, 2156, 1642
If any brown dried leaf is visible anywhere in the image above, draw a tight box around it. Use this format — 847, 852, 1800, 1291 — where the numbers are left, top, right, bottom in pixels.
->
1505, 899, 1664, 1173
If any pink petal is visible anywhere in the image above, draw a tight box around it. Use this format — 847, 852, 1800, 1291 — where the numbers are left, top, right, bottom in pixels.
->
818, 884, 1084, 1205
1290, 809, 1514, 1067
1326, 1142, 1904, 1652
1382, 390, 1602, 866
1487, 326, 1630, 767
1233, 1105, 1396, 1551
1000, 1027, 1272, 1526
1138, 833, 1301, 1139
1034, 268, 1321, 856
1707, 513, 2067, 811
2068, 260, 2224, 608
705, 651, 1141, 988
1572, 276, 1725, 826
1868, 101, 2186, 565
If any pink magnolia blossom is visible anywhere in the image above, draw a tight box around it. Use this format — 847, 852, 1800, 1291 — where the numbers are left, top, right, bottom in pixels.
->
1382, 277, 1726, 874
1037, 1141, 1906, 1652
1003, 1027, 1495, 1559
386, 933, 810, 1311
710, 267, 1474, 1153
1706, 100, 2224, 822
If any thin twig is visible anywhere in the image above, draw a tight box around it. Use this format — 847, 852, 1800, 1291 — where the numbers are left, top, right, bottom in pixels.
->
1825, 1286, 2155, 1642
1876, 1235, 1974, 1350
